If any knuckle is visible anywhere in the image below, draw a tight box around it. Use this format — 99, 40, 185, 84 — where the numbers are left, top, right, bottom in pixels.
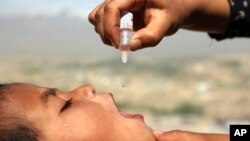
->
103, 3, 113, 14
88, 13, 95, 24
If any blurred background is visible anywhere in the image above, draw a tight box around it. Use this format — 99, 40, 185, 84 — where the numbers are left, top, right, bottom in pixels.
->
1, 0, 250, 133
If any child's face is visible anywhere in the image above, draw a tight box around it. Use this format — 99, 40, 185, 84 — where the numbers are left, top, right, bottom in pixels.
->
6, 83, 155, 141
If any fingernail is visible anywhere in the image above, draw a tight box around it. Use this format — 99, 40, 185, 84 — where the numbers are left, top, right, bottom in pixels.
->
129, 37, 141, 51
153, 130, 164, 137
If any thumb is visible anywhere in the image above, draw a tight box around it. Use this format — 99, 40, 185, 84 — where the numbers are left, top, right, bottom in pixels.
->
153, 130, 164, 137
129, 29, 162, 51
129, 14, 169, 51
129, 33, 142, 51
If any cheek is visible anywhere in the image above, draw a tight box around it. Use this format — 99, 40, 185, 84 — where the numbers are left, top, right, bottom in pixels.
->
62, 104, 120, 141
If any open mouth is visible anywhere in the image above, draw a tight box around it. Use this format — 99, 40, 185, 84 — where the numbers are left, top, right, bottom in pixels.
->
107, 93, 144, 121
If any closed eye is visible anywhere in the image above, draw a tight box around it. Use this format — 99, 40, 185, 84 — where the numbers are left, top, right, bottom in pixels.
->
61, 99, 72, 112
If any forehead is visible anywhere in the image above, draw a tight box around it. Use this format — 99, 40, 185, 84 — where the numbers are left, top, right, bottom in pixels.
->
0, 83, 48, 121
2, 83, 46, 97
6, 83, 41, 91
3, 83, 45, 110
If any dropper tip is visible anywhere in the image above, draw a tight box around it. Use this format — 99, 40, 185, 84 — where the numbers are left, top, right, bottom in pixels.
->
121, 51, 128, 63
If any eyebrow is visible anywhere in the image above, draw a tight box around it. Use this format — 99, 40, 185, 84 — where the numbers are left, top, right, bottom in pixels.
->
40, 88, 56, 107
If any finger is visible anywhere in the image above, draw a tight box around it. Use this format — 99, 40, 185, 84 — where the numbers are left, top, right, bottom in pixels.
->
88, 0, 111, 25
154, 132, 173, 141
88, 4, 101, 25
103, 0, 145, 48
153, 130, 164, 138
155, 130, 188, 141
106, 0, 145, 12
129, 13, 170, 51
103, 2, 120, 48
95, 1, 113, 46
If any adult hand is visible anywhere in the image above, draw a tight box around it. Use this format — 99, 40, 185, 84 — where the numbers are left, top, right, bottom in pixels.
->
153, 130, 229, 141
154, 130, 204, 141
88, 0, 189, 51
88, 0, 230, 51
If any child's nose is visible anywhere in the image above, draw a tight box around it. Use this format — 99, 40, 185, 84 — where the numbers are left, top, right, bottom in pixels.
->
73, 84, 96, 98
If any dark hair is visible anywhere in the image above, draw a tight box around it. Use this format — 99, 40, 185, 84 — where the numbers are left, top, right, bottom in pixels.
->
0, 84, 38, 141
0, 125, 37, 141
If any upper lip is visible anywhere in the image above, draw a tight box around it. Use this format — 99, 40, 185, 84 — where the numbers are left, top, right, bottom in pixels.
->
107, 93, 121, 112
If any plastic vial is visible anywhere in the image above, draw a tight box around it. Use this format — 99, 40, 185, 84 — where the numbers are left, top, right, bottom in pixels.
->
119, 12, 133, 63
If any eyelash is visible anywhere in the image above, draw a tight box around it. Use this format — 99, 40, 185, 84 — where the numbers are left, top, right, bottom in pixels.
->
61, 99, 72, 112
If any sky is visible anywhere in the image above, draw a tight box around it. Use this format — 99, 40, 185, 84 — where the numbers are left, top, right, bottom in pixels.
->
0, 0, 101, 18
0, 0, 250, 57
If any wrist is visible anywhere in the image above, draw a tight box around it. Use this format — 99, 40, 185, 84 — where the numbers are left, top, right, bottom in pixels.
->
182, 0, 231, 34
181, 0, 202, 27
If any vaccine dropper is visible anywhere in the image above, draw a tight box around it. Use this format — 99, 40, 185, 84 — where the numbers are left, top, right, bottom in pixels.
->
119, 12, 133, 63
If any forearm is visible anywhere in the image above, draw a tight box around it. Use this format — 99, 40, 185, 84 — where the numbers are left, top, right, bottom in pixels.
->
154, 130, 229, 141
200, 133, 229, 141
182, 0, 231, 34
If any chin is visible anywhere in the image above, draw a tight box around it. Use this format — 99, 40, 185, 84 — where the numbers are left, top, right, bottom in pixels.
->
128, 121, 156, 141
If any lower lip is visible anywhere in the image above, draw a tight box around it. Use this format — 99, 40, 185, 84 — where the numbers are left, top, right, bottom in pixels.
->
120, 112, 144, 120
